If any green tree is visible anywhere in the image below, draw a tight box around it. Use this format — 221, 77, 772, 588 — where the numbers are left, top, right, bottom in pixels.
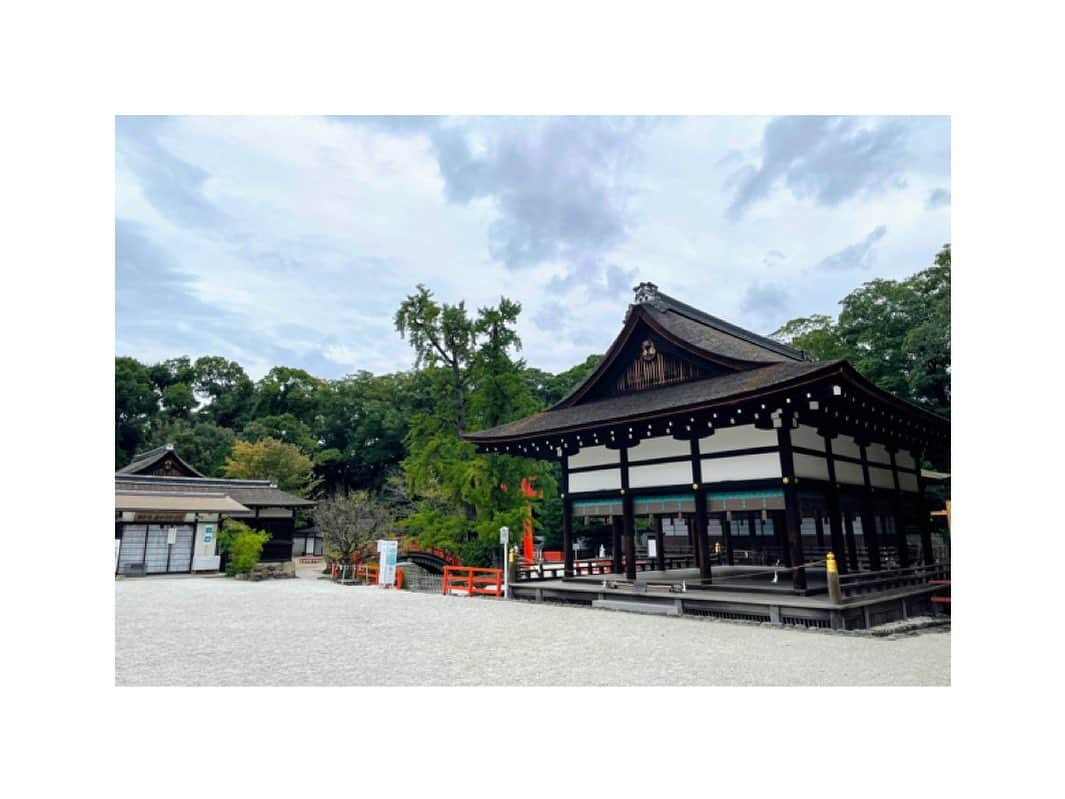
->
313, 371, 417, 494
223, 437, 320, 496
193, 355, 254, 429
395, 286, 557, 555
395, 285, 476, 434
252, 366, 324, 427
240, 413, 318, 453
161, 382, 196, 420
147, 420, 236, 476
116, 356, 159, 467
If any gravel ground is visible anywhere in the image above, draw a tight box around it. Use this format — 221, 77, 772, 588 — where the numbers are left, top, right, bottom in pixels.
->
115, 576, 950, 686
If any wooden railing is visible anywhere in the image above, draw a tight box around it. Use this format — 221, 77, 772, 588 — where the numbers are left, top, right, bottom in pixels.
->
442, 566, 503, 597
516, 554, 699, 581
838, 563, 949, 598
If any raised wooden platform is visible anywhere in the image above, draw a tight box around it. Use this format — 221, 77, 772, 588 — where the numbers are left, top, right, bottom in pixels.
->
509, 565, 949, 630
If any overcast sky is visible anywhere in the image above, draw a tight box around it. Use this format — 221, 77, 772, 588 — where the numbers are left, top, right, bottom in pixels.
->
115, 115, 950, 380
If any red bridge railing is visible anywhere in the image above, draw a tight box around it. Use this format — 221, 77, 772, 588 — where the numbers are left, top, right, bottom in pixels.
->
443, 566, 502, 597
400, 541, 462, 567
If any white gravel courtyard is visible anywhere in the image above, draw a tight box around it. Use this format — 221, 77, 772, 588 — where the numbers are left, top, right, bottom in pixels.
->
115, 576, 950, 686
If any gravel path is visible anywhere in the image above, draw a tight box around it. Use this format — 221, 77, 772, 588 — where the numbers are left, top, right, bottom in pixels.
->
115, 577, 950, 686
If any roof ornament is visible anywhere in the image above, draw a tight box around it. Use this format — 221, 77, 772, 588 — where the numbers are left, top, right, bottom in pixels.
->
633, 281, 660, 304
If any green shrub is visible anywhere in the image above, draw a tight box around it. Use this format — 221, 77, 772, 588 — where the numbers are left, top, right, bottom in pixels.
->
458, 537, 499, 568
217, 519, 271, 576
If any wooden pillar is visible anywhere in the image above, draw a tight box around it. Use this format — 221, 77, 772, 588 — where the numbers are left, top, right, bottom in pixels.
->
914, 448, 935, 565
622, 493, 636, 580
611, 515, 623, 574
562, 457, 574, 577
843, 509, 860, 572
888, 448, 910, 567
721, 512, 735, 565
689, 437, 708, 576
858, 442, 882, 572
694, 491, 711, 581
654, 515, 666, 572
776, 418, 807, 592
562, 498, 574, 577
822, 430, 849, 574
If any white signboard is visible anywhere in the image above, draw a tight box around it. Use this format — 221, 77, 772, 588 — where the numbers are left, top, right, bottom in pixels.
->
499, 526, 509, 545
377, 539, 398, 586
648, 538, 657, 558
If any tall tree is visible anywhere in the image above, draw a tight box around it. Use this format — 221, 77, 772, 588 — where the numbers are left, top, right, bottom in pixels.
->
252, 366, 324, 427
193, 355, 254, 429
395, 286, 556, 554
394, 285, 476, 435
223, 437, 320, 496
115, 356, 158, 466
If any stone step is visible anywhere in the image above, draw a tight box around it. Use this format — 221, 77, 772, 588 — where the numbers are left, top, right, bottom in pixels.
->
592, 599, 680, 616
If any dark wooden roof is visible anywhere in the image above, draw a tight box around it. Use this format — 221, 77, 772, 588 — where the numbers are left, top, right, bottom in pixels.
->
114, 475, 316, 507
466, 360, 833, 442
116, 444, 206, 477
551, 285, 806, 409
463, 282, 949, 448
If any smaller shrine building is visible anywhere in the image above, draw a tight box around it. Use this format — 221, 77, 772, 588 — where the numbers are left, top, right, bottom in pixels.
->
114, 444, 315, 575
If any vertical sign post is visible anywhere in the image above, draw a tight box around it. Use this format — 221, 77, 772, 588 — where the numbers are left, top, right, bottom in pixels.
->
377, 539, 398, 586
499, 526, 509, 598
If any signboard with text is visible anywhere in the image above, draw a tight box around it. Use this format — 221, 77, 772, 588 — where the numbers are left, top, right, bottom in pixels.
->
377, 539, 398, 586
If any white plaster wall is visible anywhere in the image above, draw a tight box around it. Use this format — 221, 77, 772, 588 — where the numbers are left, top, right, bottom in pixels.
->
794, 453, 829, 481
833, 434, 861, 459
835, 460, 865, 486
792, 424, 826, 452
628, 461, 693, 489
866, 443, 892, 466
899, 472, 919, 492
627, 435, 690, 462
699, 424, 777, 455
896, 451, 916, 471
701, 453, 782, 482
870, 466, 895, 489
568, 445, 620, 469
569, 468, 622, 493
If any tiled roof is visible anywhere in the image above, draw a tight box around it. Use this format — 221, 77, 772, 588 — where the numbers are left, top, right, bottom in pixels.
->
116, 444, 206, 477
466, 360, 834, 442
114, 475, 316, 507
642, 296, 805, 363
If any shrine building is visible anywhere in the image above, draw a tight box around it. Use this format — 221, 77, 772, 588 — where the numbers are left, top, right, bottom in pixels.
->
463, 282, 950, 598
